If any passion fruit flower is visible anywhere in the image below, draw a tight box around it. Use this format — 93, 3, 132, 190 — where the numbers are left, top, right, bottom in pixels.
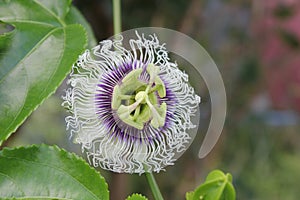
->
63, 33, 200, 174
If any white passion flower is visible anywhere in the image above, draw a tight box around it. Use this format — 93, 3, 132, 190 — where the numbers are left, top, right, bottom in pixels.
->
63, 33, 201, 174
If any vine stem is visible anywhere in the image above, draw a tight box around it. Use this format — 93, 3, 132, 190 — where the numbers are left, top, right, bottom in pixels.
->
145, 172, 164, 200
112, 0, 122, 35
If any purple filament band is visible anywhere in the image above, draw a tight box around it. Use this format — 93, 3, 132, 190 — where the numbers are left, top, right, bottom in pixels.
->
94, 61, 177, 143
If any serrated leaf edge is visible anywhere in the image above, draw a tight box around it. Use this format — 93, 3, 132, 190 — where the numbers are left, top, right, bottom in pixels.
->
0, 144, 109, 199
0, 0, 88, 146
0, 24, 87, 146
126, 193, 148, 200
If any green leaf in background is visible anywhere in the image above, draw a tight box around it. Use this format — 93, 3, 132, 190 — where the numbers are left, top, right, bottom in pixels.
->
65, 6, 97, 48
0, 0, 91, 145
126, 194, 149, 200
186, 191, 194, 200
0, 144, 109, 200
186, 170, 236, 200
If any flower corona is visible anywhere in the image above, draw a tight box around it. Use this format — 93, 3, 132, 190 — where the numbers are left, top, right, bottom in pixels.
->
63, 33, 200, 174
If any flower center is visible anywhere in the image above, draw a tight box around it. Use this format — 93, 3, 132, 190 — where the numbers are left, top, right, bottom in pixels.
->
111, 64, 167, 130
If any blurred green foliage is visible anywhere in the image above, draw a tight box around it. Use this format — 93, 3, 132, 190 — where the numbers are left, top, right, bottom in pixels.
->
186, 170, 235, 200
221, 117, 300, 200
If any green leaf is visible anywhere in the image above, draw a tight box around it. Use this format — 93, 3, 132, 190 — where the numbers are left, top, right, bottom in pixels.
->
186, 170, 236, 200
0, 144, 109, 200
0, 23, 13, 53
126, 194, 148, 200
65, 6, 97, 48
0, 0, 89, 145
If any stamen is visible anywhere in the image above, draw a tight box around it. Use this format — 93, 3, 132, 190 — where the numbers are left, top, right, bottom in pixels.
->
147, 63, 160, 84
112, 63, 167, 130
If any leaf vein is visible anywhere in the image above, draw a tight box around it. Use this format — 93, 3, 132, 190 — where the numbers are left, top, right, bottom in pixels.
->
2, 156, 100, 200
1, 65, 28, 142
0, 27, 62, 137
0, 171, 25, 197
1, 19, 55, 27
33, 0, 67, 27
37, 26, 66, 100
0, 27, 58, 83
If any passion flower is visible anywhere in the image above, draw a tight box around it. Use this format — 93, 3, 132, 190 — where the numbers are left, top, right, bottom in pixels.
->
63, 33, 200, 174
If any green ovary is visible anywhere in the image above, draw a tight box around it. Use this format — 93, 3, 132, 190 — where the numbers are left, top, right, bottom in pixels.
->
111, 64, 167, 130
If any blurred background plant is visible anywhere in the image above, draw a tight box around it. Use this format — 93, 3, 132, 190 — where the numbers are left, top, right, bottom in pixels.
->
1, 0, 300, 199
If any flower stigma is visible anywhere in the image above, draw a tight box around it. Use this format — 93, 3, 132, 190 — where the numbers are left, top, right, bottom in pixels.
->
112, 63, 167, 130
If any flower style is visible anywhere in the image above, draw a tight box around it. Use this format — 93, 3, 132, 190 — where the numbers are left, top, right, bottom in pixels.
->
63, 33, 201, 174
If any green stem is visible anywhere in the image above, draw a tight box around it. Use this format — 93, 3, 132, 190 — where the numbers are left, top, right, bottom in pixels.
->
145, 172, 164, 200
112, 0, 122, 35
